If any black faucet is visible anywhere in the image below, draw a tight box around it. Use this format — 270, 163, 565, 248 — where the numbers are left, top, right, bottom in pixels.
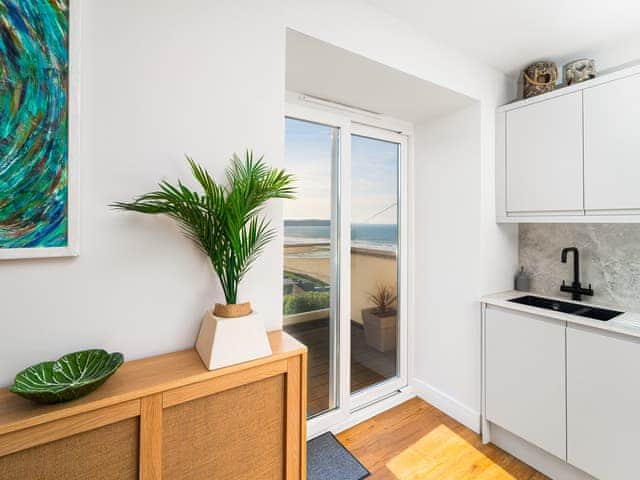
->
560, 247, 593, 301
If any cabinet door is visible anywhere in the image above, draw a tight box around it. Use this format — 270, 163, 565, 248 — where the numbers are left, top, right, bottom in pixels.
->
567, 326, 640, 479
506, 91, 584, 214
485, 307, 566, 459
0, 418, 139, 480
584, 73, 640, 212
163, 375, 287, 479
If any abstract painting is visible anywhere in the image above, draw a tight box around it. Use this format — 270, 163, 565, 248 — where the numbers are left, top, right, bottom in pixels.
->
0, 0, 77, 258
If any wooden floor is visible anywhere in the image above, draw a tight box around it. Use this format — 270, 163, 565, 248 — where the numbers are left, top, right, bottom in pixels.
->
337, 398, 547, 480
284, 319, 396, 416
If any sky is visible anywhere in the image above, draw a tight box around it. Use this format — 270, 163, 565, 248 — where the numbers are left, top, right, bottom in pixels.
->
284, 117, 398, 224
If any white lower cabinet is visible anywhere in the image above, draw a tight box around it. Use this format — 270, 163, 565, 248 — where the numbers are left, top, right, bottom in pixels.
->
567, 326, 640, 480
484, 303, 640, 479
485, 307, 567, 459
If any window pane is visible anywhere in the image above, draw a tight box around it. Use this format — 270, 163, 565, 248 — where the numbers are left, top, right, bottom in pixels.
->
350, 134, 399, 394
283, 117, 338, 417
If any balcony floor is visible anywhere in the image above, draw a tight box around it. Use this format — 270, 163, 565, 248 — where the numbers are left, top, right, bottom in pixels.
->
284, 318, 397, 417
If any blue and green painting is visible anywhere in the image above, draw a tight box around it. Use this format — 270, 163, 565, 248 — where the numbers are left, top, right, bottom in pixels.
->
0, 0, 69, 249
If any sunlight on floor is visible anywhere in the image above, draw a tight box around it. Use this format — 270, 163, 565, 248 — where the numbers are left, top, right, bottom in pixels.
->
386, 424, 516, 480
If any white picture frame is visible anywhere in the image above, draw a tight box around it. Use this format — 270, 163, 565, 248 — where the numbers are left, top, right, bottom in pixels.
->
0, 1, 81, 260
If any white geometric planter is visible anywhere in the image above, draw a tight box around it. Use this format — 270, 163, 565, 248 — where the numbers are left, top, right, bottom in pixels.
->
195, 310, 272, 370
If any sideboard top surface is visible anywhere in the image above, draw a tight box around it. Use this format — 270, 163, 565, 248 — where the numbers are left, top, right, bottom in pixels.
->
0, 330, 306, 437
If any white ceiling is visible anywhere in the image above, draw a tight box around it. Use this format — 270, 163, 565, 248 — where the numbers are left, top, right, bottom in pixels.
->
286, 30, 474, 123
367, 0, 640, 76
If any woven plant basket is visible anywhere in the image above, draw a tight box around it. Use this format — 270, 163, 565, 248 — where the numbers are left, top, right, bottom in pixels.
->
213, 302, 253, 318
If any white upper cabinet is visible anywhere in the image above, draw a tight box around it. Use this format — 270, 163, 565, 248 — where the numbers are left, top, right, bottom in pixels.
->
584, 73, 640, 213
496, 64, 640, 222
505, 91, 584, 215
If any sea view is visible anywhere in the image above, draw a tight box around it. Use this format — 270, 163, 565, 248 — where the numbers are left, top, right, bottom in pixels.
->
284, 219, 397, 250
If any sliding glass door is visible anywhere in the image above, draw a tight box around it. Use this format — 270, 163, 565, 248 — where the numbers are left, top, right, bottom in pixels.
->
283, 116, 340, 418
283, 104, 408, 433
348, 124, 407, 410
350, 128, 401, 402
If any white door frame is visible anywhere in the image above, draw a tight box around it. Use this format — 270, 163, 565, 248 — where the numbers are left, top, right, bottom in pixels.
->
285, 100, 412, 438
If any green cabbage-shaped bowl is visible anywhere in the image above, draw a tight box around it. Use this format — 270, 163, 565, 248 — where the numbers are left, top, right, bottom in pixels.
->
10, 349, 125, 404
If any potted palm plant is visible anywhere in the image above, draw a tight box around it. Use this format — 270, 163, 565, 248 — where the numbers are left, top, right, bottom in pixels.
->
361, 284, 397, 353
112, 151, 295, 369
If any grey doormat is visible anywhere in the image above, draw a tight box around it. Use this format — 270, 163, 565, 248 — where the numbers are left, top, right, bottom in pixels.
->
307, 432, 370, 480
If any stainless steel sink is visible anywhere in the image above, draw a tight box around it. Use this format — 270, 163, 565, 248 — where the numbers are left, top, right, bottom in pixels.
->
508, 295, 623, 321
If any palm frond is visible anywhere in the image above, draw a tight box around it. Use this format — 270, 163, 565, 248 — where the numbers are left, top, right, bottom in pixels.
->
111, 150, 296, 305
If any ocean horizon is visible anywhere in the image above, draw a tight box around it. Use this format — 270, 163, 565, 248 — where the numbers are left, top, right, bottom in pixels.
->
284, 219, 397, 249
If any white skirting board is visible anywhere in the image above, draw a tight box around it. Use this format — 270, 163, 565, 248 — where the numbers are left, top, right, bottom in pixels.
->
411, 378, 481, 433
488, 423, 596, 480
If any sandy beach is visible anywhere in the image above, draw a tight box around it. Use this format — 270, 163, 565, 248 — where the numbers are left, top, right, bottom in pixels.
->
284, 241, 398, 323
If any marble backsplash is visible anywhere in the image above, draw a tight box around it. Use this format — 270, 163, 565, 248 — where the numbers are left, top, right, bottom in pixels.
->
519, 224, 640, 312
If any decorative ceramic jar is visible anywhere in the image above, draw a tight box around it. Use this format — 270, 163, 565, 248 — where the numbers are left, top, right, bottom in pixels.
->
523, 61, 558, 98
563, 58, 596, 85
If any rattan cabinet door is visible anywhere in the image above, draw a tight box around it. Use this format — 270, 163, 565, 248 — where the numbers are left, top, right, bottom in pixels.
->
0, 418, 140, 480
163, 375, 286, 479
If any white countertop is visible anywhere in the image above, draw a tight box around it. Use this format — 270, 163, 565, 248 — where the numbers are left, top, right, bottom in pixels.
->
481, 291, 640, 340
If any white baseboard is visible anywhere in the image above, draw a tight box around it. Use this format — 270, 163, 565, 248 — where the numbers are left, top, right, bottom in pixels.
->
411, 378, 481, 433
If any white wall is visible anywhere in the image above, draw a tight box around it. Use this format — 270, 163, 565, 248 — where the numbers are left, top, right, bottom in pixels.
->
414, 105, 481, 423
285, 0, 512, 103
513, 32, 640, 97
413, 106, 518, 431
1, 0, 520, 429
0, 0, 285, 386
286, 0, 518, 429
557, 30, 640, 77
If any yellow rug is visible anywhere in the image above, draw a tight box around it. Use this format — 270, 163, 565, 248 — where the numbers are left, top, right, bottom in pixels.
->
386, 425, 516, 480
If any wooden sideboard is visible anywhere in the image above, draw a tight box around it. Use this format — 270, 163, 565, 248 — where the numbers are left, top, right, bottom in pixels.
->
0, 331, 307, 480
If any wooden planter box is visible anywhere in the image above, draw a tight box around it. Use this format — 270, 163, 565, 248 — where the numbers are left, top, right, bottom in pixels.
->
361, 307, 397, 352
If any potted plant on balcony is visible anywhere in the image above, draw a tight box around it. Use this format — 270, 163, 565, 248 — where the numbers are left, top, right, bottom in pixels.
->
112, 151, 295, 369
361, 284, 397, 353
